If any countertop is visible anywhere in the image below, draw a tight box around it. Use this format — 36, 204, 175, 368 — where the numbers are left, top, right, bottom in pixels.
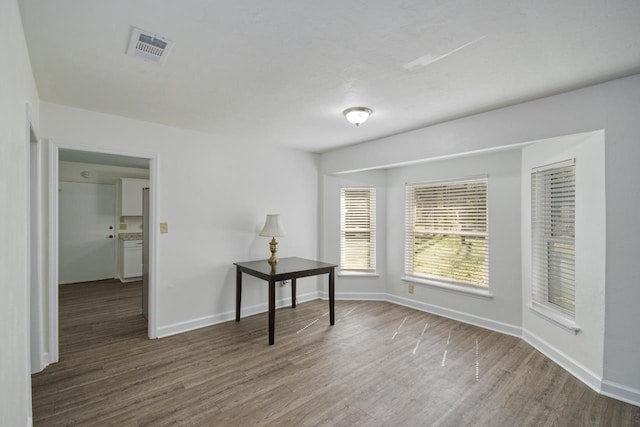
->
118, 232, 143, 241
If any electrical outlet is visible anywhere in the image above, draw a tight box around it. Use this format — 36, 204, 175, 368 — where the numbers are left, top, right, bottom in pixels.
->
408, 284, 414, 294
160, 222, 169, 233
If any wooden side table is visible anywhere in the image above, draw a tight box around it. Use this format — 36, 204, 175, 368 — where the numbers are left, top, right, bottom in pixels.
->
234, 257, 337, 345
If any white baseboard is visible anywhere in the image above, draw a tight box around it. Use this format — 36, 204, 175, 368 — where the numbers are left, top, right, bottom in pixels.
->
319, 291, 520, 337
40, 352, 50, 372
601, 380, 640, 407
319, 291, 388, 301
387, 294, 522, 338
156, 291, 321, 338
30, 352, 50, 374
522, 329, 603, 394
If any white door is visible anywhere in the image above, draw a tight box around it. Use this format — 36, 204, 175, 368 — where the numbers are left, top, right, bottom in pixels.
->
59, 181, 116, 284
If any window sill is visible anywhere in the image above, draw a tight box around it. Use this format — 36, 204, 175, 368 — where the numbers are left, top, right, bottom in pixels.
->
528, 302, 580, 334
339, 271, 380, 278
401, 276, 493, 299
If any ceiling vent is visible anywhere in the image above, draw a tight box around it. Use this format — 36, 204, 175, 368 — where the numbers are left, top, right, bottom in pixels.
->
126, 27, 174, 65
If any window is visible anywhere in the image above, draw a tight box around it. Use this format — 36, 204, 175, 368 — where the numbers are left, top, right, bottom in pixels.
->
340, 187, 376, 272
404, 178, 488, 287
531, 159, 575, 319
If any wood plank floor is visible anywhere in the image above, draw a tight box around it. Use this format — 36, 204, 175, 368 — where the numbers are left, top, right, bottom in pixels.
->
32, 280, 640, 426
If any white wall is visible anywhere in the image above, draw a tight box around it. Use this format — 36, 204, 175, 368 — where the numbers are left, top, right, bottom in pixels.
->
521, 131, 606, 389
40, 102, 320, 339
321, 170, 388, 298
385, 149, 522, 333
0, 0, 40, 425
320, 74, 640, 404
601, 76, 640, 404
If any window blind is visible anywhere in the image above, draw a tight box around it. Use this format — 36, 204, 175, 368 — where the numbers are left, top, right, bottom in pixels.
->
531, 159, 576, 319
404, 178, 488, 287
340, 187, 376, 271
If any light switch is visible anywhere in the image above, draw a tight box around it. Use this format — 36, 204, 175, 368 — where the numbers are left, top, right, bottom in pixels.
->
160, 222, 169, 233
119, 223, 127, 230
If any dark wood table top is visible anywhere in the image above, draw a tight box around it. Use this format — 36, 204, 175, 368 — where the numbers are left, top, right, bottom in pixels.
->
234, 257, 337, 281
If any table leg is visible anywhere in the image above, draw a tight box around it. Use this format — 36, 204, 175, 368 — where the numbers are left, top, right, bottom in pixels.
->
291, 278, 297, 308
269, 278, 276, 345
236, 267, 242, 322
329, 267, 335, 325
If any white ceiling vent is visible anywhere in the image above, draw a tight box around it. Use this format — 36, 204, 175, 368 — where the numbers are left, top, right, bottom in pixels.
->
127, 27, 174, 65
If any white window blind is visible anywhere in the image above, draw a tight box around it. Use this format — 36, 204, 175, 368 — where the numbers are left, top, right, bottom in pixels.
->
404, 178, 488, 287
531, 159, 576, 319
340, 187, 376, 272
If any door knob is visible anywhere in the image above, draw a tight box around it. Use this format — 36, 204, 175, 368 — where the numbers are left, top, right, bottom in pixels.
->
108, 235, 114, 239
109, 226, 113, 230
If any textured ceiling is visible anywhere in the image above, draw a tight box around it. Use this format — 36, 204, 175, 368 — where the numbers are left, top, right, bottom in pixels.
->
18, 0, 640, 152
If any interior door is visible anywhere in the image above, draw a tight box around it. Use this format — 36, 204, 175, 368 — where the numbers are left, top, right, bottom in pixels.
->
59, 181, 116, 284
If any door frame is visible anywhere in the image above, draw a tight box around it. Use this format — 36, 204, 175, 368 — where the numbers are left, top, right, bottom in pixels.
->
27, 108, 45, 373
25, 103, 39, 426
48, 140, 159, 364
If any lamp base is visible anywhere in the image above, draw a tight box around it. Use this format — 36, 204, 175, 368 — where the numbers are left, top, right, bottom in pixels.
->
268, 237, 279, 264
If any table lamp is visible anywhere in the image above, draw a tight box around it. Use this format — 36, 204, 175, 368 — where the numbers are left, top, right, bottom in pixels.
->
259, 214, 286, 264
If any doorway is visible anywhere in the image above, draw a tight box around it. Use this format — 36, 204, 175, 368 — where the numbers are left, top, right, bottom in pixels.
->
47, 142, 158, 365
59, 182, 117, 284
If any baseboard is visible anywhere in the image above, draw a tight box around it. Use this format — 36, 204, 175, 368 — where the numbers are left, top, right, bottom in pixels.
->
522, 329, 603, 393
159, 291, 516, 338
156, 291, 321, 338
319, 291, 520, 337
601, 380, 640, 407
387, 294, 522, 338
319, 291, 388, 301
40, 352, 50, 372
30, 352, 50, 374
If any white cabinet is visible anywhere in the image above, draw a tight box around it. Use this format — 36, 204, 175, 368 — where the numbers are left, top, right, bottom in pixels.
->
120, 178, 149, 216
119, 240, 143, 281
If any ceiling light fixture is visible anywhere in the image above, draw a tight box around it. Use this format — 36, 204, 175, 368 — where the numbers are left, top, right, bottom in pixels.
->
343, 107, 373, 126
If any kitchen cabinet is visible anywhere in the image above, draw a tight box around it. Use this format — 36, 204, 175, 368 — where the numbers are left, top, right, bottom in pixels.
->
120, 178, 149, 216
119, 239, 143, 281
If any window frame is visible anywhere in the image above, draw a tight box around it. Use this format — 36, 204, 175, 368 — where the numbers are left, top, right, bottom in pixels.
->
530, 159, 576, 322
339, 186, 377, 274
403, 177, 489, 291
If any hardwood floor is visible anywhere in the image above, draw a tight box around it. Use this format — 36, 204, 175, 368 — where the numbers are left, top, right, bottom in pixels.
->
32, 280, 640, 426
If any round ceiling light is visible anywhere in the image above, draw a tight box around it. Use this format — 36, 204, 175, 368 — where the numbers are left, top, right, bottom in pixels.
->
343, 107, 373, 126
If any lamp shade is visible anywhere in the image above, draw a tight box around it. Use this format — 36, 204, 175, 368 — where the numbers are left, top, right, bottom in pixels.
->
259, 214, 286, 237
